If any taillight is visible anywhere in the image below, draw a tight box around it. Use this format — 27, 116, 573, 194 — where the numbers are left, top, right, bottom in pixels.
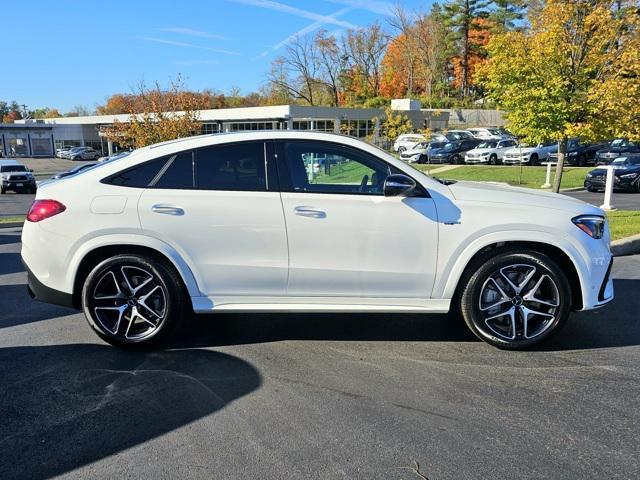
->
26, 199, 66, 222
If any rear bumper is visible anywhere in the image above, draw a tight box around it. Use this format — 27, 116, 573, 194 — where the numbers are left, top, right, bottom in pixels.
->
23, 259, 76, 309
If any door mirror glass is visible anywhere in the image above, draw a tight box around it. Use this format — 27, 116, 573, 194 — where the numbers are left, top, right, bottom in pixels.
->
383, 174, 416, 197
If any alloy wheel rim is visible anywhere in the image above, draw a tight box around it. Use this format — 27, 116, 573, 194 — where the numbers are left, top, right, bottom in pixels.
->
91, 266, 167, 341
478, 264, 560, 341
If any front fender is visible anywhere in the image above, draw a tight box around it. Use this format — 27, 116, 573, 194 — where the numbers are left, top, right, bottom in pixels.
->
434, 229, 589, 302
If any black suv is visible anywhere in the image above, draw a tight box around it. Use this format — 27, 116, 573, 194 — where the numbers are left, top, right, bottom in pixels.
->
548, 138, 605, 166
429, 139, 483, 164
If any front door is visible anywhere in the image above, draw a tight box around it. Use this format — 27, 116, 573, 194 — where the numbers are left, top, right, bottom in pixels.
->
138, 141, 288, 297
276, 140, 439, 299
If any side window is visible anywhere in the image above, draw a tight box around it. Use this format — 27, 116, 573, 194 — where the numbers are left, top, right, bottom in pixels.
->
103, 156, 168, 188
280, 141, 393, 195
195, 142, 266, 191
153, 151, 194, 189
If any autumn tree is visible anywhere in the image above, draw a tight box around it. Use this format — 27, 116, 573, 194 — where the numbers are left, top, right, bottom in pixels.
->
342, 23, 388, 102
478, 0, 640, 192
451, 17, 493, 94
315, 30, 348, 106
442, 0, 490, 98
103, 76, 202, 149
377, 106, 414, 141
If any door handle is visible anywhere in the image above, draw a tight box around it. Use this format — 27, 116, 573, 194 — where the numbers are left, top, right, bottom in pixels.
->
294, 206, 326, 219
151, 204, 185, 216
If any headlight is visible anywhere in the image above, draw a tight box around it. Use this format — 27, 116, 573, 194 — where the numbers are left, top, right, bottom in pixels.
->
572, 215, 605, 239
620, 173, 639, 179
586, 173, 592, 178
568, 151, 577, 156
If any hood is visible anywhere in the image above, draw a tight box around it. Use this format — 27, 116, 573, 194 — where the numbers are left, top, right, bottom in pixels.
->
591, 165, 640, 175
431, 147, 456, 156
504, 147, 535, 154
597, 147, 637, 154
467, 147, 494, 154
446, 180, 598, 215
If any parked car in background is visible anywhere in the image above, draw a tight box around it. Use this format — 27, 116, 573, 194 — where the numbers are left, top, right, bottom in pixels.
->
548, 138, 605, 166
22, 131, 614, 350
393, 134, 427, 153
98, 151, 132, 163
464, 138, 518, 165
429, 139, 483, 164
56, 146, 75, 158
503, 141, 557, 165
445, 130, 475, 141
466, 127, 503, 140
584, 155, 640, 192
400, 140, 447, 163
0, 160, 37, 194
595, 139, 639, 165
64, 147, 101, 161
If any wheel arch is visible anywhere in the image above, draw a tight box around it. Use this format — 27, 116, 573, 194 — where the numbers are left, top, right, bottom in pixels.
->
69, 238, 201, 309
444, 239, 584, 311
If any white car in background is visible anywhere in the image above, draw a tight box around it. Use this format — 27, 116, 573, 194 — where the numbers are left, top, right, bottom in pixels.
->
465, 138, 518, 165
393, 134, 427, 153
503, 142, 557, 165
467, 128, 504, 140
22, 131, 613, 350
400, 139, 448, 163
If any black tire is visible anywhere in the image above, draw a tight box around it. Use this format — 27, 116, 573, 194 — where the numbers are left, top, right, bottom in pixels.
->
418, 154, 427, 164
459, 249, 572, 350
451, 154, 462, 164
0, 187, 5, 195
82, 254, 187, 348
529, 154, 539, 166
398, 146, 406, 153
73, 156, 81, 161
488, 154, 497, 165
94, 154, 100, 160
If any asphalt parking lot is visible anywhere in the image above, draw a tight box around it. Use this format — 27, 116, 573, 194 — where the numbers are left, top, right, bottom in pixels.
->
1, 225, 639, 480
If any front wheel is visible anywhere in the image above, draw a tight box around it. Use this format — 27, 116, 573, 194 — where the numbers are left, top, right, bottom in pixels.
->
459, 250, 571, 349
451, 154, 462, 164
82, 254, 186, 348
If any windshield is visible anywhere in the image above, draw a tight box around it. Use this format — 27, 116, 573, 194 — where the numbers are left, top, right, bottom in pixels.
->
443, 143, 457, 151
1, 165, 27, 173
477, 141, 497, 149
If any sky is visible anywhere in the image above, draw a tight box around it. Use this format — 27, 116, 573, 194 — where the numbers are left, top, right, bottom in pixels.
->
2, 0, 430, 112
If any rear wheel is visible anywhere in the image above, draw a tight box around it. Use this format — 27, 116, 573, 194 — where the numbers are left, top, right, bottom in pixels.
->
459, 250, 571, 350
82, 254, 186, 348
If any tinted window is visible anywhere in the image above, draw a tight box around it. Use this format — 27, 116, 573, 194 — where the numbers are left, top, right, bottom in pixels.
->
195, 142, 266, 191
1, 165, 27, 172
280, 141, 393, 195
104, 157, 168, 188
153, 152, 194, 189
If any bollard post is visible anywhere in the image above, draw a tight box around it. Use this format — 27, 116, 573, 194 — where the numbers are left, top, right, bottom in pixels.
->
599, 165, 617, 211
541, 162, 554, 188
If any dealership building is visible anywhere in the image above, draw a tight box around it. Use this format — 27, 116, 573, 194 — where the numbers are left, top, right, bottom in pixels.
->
7, 102, 503, 157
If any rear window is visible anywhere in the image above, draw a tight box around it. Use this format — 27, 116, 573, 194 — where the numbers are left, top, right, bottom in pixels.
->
195, 142, 266, 191
103, 157, 167, 188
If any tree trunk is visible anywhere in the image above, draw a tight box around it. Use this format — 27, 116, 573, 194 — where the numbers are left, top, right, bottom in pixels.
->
552, 138, 567, 193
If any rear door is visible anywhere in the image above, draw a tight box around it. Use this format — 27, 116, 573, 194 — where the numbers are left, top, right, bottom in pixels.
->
137, 141, 288, 297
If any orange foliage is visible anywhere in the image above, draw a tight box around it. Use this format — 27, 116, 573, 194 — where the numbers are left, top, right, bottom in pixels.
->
452, 18, 493, 89
380, 34, 412, 98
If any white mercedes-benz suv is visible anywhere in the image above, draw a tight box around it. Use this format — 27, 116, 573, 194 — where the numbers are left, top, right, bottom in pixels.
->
22, 132, 614, 349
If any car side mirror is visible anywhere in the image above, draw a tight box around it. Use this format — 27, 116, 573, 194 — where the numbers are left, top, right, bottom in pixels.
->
29, 169, 34, 172
383, 174, 417, 197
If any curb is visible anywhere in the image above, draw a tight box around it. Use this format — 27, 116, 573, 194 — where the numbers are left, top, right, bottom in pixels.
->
611, 234, 640, 257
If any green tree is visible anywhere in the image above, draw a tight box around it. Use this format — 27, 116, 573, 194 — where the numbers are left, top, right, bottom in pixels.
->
377, 106, 414, 142
478, 0, 640, 192
442, 0, 489, 98
489, 0, 527, 31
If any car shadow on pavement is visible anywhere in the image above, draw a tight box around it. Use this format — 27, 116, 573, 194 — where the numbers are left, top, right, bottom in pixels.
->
173, 311, 478, 349
0, 232, 21, 246
0, 252, 24, 275
0, 344, 261, 480
542, 278, 640, 350
0, 284, 79, 329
